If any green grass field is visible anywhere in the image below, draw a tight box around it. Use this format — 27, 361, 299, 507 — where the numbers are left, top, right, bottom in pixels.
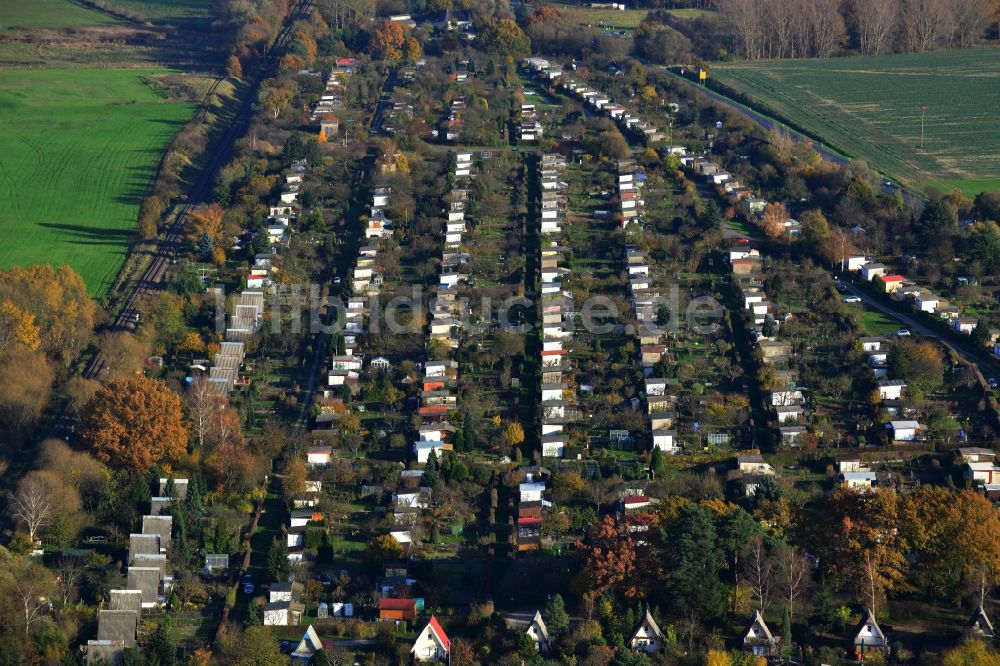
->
106, 0, 214, 26
552, 3, 713, 29
0, 69, 195, 296
859, 308, 901, 336
0, 0, 116, 29
711, 48, 1000, 195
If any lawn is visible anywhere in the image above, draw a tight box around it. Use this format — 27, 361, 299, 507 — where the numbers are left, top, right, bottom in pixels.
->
0, 68, 195, 296
553, 3, 714, 28
106, 0, 215, 27
0, 0, 115, 29
858, 308, 901, 336
710, 48, 1000, 195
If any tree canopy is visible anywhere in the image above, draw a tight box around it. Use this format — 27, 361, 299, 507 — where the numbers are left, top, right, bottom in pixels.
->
476, 19, 530, 58
82, 375, 188, 474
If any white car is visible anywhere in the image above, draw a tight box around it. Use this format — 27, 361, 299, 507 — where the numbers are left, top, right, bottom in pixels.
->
896, 329, 911, 337
843, 296, 861, 303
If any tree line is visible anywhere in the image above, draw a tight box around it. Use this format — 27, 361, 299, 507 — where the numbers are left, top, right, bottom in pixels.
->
716, 0, 995, 60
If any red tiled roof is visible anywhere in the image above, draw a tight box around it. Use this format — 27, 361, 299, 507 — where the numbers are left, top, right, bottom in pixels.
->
882, 275, 905, 282
518, 517, 542, 526
428, 615, 450, 651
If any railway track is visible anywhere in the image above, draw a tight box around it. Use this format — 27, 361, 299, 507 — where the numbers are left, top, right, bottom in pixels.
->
48, 0, 312, 440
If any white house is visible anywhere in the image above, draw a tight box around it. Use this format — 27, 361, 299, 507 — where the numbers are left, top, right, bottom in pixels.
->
411, 616, 450, 662
263, 601, 302, 626
414, 441, 446, 464
852, 609, 888, 653
651, 429, 678, 453
519, 482, 546, 502
306, 446, 332, 467
526, 611, 550, 653
628, 610, 664, 654
888, 420, 921, 442
846, 254, 869, 272
741, 610, 776, 657
729, 247, 760, 263
291, 625, 323, 662
861, 262, 886, 281
877, 380, 906, 401
966, 462, 999, 485
541, 434, 565, 458
842, 471, 878, 491
954, 317, 978, 334
914, 293, 940, 313
770, 387, 803, 406
860, 336, 885, 352
775, 405, 803, 424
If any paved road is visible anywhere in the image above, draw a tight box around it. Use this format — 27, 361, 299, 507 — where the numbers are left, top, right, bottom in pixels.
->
841, 279, 999, 379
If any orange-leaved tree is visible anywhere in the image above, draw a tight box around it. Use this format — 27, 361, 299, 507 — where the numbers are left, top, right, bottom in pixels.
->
372, 20, 405, 61
184, 203, 225, 247
83, 375, 187, 474
575, 516, 637, 599
901, 486, 1000, 602
760, 202, 788, 239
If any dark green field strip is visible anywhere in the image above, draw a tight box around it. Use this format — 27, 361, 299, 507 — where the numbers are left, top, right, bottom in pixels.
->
712, 48, 1000, 193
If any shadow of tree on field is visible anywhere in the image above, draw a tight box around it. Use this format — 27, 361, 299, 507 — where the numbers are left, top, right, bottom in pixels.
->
37, 222, 135, 246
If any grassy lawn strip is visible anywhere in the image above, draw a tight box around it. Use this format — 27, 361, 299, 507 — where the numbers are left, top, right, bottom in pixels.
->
0, 0, 116, 29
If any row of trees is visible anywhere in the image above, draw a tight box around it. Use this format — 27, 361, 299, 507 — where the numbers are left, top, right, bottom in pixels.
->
573, 485, 1000, 636
717, 0, 995, 60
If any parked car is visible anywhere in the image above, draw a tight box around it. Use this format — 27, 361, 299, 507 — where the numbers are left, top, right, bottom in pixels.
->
843, 296, 862, 303
988, 377, 998, 388
896, 329, 911, 336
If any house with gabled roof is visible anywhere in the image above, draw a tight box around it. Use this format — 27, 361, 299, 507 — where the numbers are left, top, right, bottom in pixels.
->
412, 615, 450, 661
526, 610, 550, 653
968, 604, 994, 639
852, 608, 888, 657
741, 610, 777, 657
291, 624, 329, 662
628, 609, 664, 654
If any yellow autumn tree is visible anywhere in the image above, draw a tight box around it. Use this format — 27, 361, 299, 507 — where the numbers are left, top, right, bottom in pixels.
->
317, 128, 327, 143
404, 36, 422, 61
503, 421, 525, 447
211, 246, 226, 267
942, 641, 1000, 666
0, 264, 96, 365
0, 301, 41, 354
705, 651, 732, 666
177, 331, 205, 355
394, 152, 410, 175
